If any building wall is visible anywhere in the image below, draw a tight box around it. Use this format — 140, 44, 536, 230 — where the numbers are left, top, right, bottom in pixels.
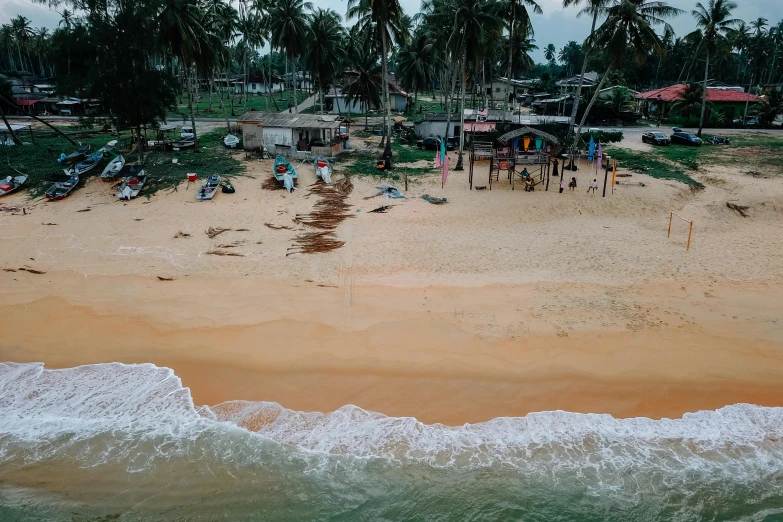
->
415, 121, 459, 139
391, 93, 407, 112
241, 122, 264, 151
235, 82, 284, 94
330, 97, 365, 115
263, 126, 294, 148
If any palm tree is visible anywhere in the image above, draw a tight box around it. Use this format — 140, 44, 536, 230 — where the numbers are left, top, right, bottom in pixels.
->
347, 0, 406, 160
544, 42, 556, 65
574, 0, 682, 149
396, 29, 435, 110
11, 16, 34, 73
558, 40, 582, 76
306, 8, 345, 114
448, 0, 504, 168
690, 0, 740, 136
767, 21, 783, 84
503, 0, 541, 122
755, 88, 783, 127
343, 45, 383, 128
601, 85, 635, 116
672, 82, 705, 124
269, 0, 313, 113
561, 0, 612, 154
236, 3, 264, 106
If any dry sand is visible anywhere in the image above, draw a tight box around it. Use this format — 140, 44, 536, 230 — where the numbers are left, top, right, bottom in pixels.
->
1, 137, 782, 425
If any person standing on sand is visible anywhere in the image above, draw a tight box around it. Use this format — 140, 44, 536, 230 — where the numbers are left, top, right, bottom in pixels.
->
569, 177, 577, 191
552, 158, 559, 178
588, 179, 598, 194
559, 178, 565, 193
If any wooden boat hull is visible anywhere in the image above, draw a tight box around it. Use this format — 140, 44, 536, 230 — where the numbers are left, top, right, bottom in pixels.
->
58, 145, 91, 166
0, 175, 28, 197
66, 150, 105, 177
196, 175, 221, 201
273, 155, 298, 183
171, 140, 195, 150
101, 155, 126, 181
313, 157, 332, 179
45, 178, 79, 201
117, 171, 147, 200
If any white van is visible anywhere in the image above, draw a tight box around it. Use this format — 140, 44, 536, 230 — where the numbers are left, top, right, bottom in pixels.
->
181, 126, 194, 140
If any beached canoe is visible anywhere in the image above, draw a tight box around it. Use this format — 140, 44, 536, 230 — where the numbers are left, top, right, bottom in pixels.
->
314, 156, 332, 183
224, 134, 240, 149
116, 166, 146, 200
65, 149, 104, 177
58, 145, 91, 166
45, 176, 79, 201
196, 175, 221, 201
101, 154, 126, 181
273, 155, 297, 192
171, 139, 195, 150
0, 175, 28, 197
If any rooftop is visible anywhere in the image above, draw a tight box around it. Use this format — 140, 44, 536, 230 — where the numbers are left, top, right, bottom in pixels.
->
238, 111, 343, 129
636, 84, 761, 103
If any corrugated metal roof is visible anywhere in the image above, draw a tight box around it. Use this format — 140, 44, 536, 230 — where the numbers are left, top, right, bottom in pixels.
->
636, 84, 761, 103
238, 111, 343, 129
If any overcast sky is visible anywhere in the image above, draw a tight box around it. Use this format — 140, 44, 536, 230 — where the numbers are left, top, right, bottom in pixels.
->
2, 0, 782, 63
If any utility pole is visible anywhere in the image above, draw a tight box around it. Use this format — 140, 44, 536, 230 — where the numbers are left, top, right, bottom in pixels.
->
602, 154, 611, 197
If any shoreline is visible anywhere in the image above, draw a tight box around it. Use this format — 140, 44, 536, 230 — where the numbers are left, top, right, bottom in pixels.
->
2, 270, 782, 425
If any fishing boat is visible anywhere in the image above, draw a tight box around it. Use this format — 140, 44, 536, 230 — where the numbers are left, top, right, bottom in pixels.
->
313, 156, 332, 183
196, 175, 221, 201
65, 149, 105, 177
224, 134, 240, 149
58, 145, 91, 166
44, 176, 79, 201
273, 155, 297, 191
171, 139, 195, 150
0, 175, 28, 197
100, 154, 126, 181
116, 166, 146, 200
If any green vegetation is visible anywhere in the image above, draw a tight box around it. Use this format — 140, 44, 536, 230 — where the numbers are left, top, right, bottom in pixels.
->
605, 148, 703, 189
339, 142, 435, 180
166, 91, 310, 121
1, 129, 244, 198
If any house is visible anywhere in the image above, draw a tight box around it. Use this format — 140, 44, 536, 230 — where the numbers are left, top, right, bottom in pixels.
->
414, 113, 463, 141
482, 78, 540, 106
324, 77, 409, 114
237, 111, 348, 158
556, 72, 599, 91
635, 84, 761, 123
597, 85, 639, 101
232, 73, 285, 94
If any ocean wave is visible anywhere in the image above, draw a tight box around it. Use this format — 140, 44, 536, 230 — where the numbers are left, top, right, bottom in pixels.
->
1, 362, 782, 481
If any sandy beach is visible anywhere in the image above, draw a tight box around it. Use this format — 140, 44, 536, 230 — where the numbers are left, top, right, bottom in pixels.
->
2, 136, 782, 425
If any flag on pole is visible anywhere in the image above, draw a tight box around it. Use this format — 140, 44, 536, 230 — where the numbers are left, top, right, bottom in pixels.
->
588, 136, 595, 162
611, 159, 617, 194
596, 143, 603, 173
434, 148, 440, 168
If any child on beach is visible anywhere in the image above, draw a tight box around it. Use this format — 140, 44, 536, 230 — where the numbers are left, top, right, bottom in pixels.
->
559, 178, 565, 193
588, 179, 598, 194
569, 177, 577, 191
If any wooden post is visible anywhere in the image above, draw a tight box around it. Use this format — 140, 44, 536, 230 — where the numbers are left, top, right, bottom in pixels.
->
602, 155, 610, 197
668, 211, 673, 238
28, 125, 35, 144
404, 168, 408, 192
687, 221, 693, 251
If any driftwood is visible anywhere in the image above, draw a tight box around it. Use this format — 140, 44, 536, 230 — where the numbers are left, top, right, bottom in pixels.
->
18, 267, 46, 274
205, 226, 231, 238
726, 202, 749, 218
174, 231, 191, 238
369, 205, 392, 213
206, 250, 245, 257
265, 223, 293, 230
157, 276, 175, 281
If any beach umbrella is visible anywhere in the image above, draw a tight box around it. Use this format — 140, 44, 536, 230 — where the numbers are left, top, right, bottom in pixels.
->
588, 136, 595, 162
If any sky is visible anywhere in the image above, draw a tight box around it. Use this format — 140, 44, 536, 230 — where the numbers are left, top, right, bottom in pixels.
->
2, 0, 783, 64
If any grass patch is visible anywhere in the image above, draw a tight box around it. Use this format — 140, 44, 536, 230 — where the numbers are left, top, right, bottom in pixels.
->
652, 145, 702, 171
340, 142, 435, 181
0, 129, 244, 198
606, 148, 703, 189
165, 90, 309, 120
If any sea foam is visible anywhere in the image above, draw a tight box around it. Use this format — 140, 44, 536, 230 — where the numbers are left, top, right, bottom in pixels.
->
1, 362, 782, 483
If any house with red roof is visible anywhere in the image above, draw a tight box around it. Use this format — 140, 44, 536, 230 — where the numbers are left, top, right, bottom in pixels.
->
636, 84, 761, 124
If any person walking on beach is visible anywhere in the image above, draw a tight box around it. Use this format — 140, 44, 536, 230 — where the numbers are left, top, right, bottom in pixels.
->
588, 179, 598, 194
559, 177, 565, 193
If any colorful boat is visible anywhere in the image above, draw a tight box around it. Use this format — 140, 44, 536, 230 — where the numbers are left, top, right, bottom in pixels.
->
196, 175, 221, 201
116, 166, 146, 200
313, 156, 332, 183
273, 155, 297, 192
44, 176, 79, 201
58, 145, 91, 166
100, 154, 126, 181
0, 175, 28, 197
65, 149, 104, 177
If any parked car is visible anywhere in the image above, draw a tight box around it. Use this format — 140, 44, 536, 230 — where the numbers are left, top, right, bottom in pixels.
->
642, 131, 671, 146
417, 137, 455, 150
181, 126, 195, 140
733, 117, 759, 127
670, 128, 702, 146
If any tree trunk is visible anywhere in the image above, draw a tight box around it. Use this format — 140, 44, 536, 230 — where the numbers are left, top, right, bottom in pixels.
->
505, 3, 514, 124
456, 37, 467, 170
572, 63, 614, 152
291, 53, 298, 113
567, 9, 599, 156
188, 66, 200, 153
0, 102, 22, 145
697, 51, 710, 136
136, 124, 145, 164
381, 30, 393, 161
267, 51, 272, 113
743, 71, 755, 128
0, 93, 77, 145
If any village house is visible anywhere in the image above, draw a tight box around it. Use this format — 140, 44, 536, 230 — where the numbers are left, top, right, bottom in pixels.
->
238, 111, 348, 159
635, 84, 761, 123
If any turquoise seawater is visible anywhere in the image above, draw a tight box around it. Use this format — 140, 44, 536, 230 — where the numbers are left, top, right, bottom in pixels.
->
1, 362, 782, 521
